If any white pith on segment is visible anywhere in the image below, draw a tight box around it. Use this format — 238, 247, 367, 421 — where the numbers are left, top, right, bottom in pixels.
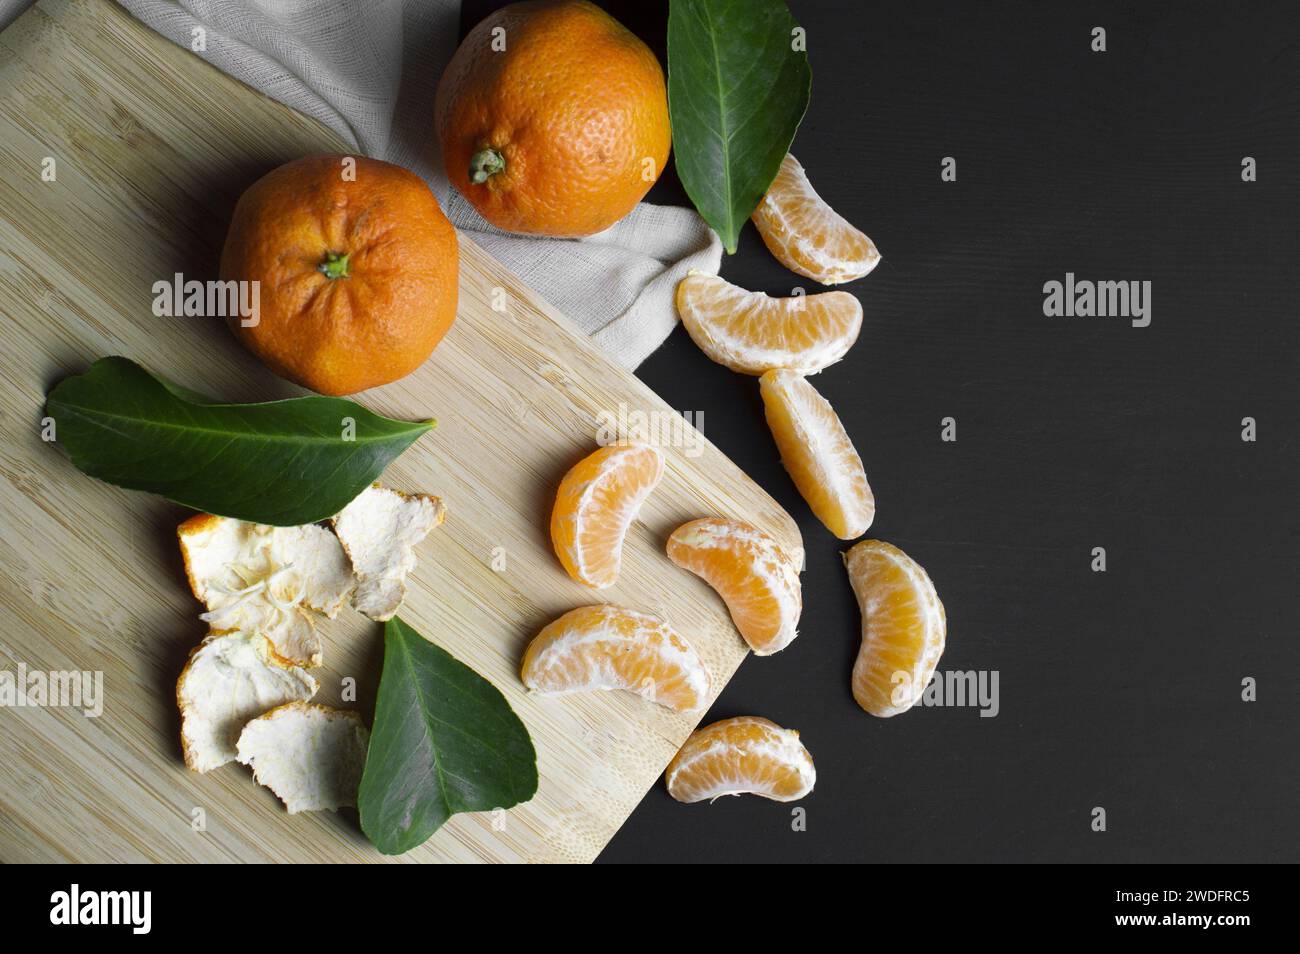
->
665, 716, 816, 803
555, 443, 663, 588
752, 153, 882, 286
176, 630, 318, 773
522, 605, 710, 712
844, 540, 946, 718
762, 370, 874, 539
676, 271, 863, 375
667, 518, 801, 655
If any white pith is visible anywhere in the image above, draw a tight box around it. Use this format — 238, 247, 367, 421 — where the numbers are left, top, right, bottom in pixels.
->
180, 518, 355, 666
236, 702, 369, 814
332, 485, 445, 620
176, 631, 318, 773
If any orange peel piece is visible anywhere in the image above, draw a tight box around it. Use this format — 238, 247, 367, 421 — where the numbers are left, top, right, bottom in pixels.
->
332, 484, 446, 621
236, 702, 369, 813
178, 514, 355, 666
175, 630, 318, 773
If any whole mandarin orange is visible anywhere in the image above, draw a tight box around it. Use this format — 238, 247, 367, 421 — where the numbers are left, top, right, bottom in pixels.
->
220, 155, 459, 396
435, 0, 671, 237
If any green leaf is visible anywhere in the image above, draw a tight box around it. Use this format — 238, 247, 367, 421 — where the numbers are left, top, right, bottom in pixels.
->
45, 356, 433, 526
668, 0, 811, 253
358, 617, 538, 855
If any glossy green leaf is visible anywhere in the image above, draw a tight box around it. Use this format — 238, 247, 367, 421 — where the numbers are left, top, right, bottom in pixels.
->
359, 617, 538, 855
45, 356, 432, 526
668, 0, 811, 253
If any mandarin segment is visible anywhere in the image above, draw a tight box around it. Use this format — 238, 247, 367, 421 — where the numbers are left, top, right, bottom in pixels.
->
550, 442, 664, 588
751, 153, 881, 285
759, 370, 875, 540
520, 604, 711, 712
665, 716, 815, 803
844, 539, 946, 717
675, 271, 863, 375
666, 518, 801, 655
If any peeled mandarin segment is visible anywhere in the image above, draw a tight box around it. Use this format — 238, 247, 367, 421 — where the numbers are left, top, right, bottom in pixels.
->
675, 271, 863, 375
550, 442, 664, 588
751, 153, 881, 286
666, 518, 802, 655
520, 604, 711, 712
665, 716, 816, 803
758, 370, 875, 540
844, 540, 946, 717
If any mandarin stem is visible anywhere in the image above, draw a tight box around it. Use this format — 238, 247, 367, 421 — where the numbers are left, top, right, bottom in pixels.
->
469, 148, 505, 184
317, 251, 350, 279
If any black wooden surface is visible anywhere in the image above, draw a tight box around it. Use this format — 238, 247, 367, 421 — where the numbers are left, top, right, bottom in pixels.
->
463, 0, 1300, 863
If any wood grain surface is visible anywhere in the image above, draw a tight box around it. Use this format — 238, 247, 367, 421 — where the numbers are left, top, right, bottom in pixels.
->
0, 0, 799, 863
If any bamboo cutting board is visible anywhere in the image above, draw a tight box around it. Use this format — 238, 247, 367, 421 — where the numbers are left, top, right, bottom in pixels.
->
0, 0, 799, 862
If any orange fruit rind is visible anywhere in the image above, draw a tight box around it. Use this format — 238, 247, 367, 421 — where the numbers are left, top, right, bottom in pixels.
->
666, 517, 802, 655
178, 513, 355, 667
175, 630, 318, 773
332, 484, 445, 621
235, 702, 369, 814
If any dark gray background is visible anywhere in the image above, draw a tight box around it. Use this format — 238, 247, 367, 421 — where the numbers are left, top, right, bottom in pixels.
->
463, 0, 1300, 863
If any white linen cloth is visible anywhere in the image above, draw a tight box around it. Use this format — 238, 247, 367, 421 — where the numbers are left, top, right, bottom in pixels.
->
0, 0, 721, 368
